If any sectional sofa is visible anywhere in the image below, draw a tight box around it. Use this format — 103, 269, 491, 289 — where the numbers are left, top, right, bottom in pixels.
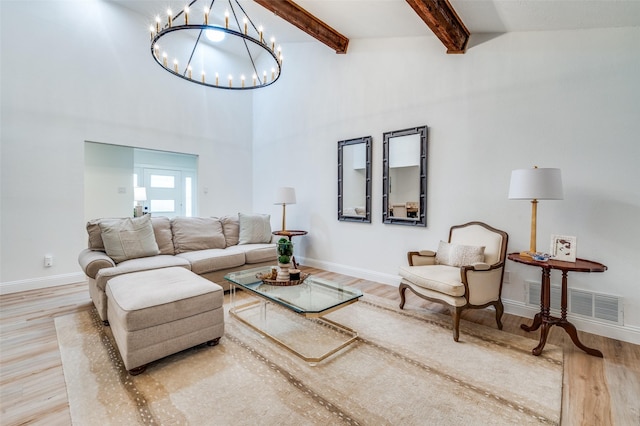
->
78, 213, 277, 322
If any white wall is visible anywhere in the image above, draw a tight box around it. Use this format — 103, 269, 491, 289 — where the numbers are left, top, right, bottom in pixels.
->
253, 28, 640, 341
0, 1, 254, 287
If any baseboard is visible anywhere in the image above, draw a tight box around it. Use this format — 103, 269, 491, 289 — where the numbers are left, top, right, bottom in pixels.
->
300, 256, 640, 346
298, 257, 402, 287
0, 272, 86, 295
502, 299, 640, 346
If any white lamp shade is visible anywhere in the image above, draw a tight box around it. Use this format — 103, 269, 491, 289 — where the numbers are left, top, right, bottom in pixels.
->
508, 168, 563, 200
274, 187, 296, 205
134, 187, 147, 202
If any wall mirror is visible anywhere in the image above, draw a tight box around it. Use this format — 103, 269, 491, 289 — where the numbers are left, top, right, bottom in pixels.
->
338, 136, 372, 223
382, 125, 427, 226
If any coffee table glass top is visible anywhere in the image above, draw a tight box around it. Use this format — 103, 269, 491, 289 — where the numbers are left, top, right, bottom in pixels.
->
224, 266, 363, 315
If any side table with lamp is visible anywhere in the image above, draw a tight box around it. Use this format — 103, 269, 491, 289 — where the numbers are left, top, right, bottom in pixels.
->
273, 187, 307, 269
508, 167, 607, 357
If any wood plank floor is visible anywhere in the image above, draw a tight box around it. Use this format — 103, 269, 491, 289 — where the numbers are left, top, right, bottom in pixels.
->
1, 267, 638, 425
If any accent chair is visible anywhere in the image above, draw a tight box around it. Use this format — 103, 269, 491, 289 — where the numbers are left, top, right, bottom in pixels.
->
398, 221, 509, 341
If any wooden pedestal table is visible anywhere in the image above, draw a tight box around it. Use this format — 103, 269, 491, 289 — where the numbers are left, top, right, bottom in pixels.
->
508, 253, 607, 358
272, 230, 308, 269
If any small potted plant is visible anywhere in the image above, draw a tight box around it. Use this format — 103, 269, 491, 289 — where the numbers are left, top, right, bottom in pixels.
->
276, 238, 293, 280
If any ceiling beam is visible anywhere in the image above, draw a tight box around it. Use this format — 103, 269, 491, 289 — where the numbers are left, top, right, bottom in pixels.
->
254, 0, 349, 54
405, 0, 470, 54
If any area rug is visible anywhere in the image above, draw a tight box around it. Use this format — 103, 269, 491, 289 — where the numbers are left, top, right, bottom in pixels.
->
55, 293, 563, 425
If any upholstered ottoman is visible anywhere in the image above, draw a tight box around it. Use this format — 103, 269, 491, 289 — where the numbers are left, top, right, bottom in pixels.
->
105, 267, 224, 375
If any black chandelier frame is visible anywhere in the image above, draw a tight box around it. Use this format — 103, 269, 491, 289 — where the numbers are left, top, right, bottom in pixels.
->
150, 0, 282, 90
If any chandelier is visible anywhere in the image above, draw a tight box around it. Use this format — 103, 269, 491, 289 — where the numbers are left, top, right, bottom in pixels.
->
149, 0, 283, 90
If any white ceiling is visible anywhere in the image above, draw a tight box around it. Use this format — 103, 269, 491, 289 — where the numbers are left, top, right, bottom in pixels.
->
115, 0, 640, 45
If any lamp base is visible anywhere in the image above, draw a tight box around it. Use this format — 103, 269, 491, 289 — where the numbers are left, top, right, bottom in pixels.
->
519, 251, 533, 258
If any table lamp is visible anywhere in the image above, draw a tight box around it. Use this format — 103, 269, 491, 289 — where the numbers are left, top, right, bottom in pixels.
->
134, 187, 147, 217
274, 187, 296, 231
508, 167, 563, 256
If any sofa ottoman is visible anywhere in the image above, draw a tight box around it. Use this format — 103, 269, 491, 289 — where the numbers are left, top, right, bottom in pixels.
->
106, 267, 224, 375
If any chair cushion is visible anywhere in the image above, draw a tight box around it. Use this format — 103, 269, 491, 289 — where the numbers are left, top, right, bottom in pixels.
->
398, 264, 465, 297
435, 241, 485, 267
176, 249, 246, 274
99, 215, 160, 263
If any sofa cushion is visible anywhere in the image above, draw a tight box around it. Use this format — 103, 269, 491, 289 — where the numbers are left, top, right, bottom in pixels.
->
151, 216, 175, 255
95, 256, 191, 291
99, 215, 160, 263
398, 264, 465, 297
227, 244, 277, 264
219, 215, 240, 247
176, 249, 245, 274
238, 212, 272, 244
87, 216, 173, 255
435, 241, 485, 267
171, 217, 226, 253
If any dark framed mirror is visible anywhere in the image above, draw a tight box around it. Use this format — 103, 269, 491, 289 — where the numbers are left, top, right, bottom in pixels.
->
338, 136, 372, 223
382, 125, 427, 226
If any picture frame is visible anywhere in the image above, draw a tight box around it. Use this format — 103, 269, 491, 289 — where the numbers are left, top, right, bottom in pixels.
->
550, 235, 577, 263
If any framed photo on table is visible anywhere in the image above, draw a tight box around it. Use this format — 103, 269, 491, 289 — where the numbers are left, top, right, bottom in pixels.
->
550, 235, 577, 262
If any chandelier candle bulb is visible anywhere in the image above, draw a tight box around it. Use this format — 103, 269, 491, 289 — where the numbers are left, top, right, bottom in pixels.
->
167, 9, 172, 27
271, 37, 275, 51
241, 75, 245, 88
228, 75, 232, 87
173, 59, 178, 73
243, 17, 248, 35
188, 66, 192, 79
162, 52, 168, 67
253, 74, 257, 86
204, 7, 209, 25
259, 26, 263, 43
215, 72, 219, 86
225, 10, 229, 28
149, 26, 154, 40
263, 71, 267, 84
201, 71, 205, 83
271, 68, 275, 81
184, 6, 189, 25
155, 16, 160, 33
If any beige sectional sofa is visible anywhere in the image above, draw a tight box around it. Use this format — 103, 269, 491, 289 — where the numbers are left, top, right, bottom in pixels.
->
78, 213, 277, 322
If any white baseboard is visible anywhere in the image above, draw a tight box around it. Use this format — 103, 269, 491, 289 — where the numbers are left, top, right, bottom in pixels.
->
3, 262, 639, 347
300, 257, 640, 346
0, 272, 86, 295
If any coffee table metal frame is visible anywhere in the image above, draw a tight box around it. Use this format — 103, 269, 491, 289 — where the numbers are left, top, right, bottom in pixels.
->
225, 266, 362, 363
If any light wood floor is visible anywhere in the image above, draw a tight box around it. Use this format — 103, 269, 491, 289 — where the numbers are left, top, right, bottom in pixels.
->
1, 267, 638, 425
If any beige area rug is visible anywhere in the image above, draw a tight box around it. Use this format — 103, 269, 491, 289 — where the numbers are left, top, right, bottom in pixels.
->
55, 293, 563, 425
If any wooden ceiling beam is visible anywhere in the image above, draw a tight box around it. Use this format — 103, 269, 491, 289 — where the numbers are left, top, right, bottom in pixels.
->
405, 0, 470, 54
254, 0, 349, 54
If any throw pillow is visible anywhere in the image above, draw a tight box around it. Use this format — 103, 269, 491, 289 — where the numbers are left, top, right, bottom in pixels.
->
98, 215, 160, 263
171, 217, 226, 253
219, 215, 240, 247
435, 241, 485, 267
238, 212, 272, 244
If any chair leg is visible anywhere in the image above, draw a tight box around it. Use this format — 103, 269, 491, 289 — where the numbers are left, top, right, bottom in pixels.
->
494, 300, 504, 330
452, 307, 462, 342
399, 283, 408, 309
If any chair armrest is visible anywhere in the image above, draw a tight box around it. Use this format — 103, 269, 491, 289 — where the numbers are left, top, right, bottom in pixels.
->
407, 250, 436, 266
78, 248, 115, 279
460, 263, 505, 305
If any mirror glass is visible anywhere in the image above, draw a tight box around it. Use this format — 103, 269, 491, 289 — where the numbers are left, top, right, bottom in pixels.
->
338, 136, 372, 223
382, 126, 427, 226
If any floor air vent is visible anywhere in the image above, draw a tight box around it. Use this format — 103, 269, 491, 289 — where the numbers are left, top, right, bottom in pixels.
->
526, 281, 623, 325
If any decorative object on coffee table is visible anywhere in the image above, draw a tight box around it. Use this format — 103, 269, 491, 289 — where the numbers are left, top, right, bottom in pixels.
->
276, 238, 294, 280
272, 230, 308, 269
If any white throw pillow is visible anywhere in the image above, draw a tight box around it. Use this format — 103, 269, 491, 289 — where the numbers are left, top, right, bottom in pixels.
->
238, 213, 272, 244
435, 241, 485, 267
99, 215, 159, 263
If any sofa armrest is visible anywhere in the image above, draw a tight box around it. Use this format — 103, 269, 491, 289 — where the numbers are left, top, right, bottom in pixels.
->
407, 250, 437, 266
78, 248, 115, 279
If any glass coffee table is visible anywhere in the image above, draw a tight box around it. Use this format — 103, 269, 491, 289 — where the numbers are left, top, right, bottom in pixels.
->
225, 266, 363, 364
